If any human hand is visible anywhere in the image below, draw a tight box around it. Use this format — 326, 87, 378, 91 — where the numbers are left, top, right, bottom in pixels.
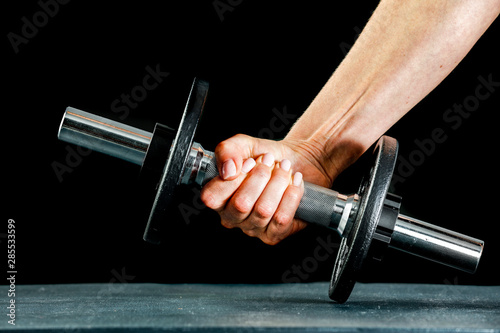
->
200, 134, 335, 245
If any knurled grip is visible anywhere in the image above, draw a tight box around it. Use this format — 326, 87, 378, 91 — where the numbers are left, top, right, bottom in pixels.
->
201, 156, 342, 230
296, 182, 341, 230
202, 152, 219, 184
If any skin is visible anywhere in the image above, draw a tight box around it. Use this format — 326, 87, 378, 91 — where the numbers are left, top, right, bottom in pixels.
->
201, 0, 500, 245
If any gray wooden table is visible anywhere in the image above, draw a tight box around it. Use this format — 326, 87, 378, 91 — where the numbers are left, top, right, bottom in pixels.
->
1, 282, 499, 332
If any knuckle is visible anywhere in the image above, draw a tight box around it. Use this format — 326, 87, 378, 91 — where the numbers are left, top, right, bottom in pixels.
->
214, 139, 231, 154
273, 212, 292, 228
254, 202, 274, 220
232, 195, 253, 215
243, 228, 259, 238
261, 236, 281, 246
220, 219, 234, 229
215, 134, 249, 155
200, 188, 218, 209
233, 133, 250, 141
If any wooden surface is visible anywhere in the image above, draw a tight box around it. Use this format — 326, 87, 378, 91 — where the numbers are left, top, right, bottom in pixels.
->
1, 282, 499, 332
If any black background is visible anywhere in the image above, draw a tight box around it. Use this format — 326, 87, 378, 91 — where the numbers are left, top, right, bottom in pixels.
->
4, 1, 500, 287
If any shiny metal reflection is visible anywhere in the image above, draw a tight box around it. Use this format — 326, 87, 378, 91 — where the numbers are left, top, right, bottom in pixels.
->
58, 107, 152, 165
390, 214, 484, 273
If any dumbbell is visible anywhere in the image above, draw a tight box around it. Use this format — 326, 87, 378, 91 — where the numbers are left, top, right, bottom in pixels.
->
58, 77, 484, 304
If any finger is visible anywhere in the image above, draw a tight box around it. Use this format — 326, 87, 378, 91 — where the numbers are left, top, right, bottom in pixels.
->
262, 172, 305, 245
214, 134, 255, 180
200, 158, 256, 212
222, 153, 275, 226
246, 159, 292, 231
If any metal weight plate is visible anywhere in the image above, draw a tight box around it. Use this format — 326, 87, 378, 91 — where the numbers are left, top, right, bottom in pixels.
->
143, 78, 209, 244
329, 136, 398, 303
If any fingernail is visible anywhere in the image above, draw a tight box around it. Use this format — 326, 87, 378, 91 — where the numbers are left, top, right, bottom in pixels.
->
280, 159, 291, 172
293, 172, 303, 186
242, 158, 256, 173
262, 153, 274, 167
222, 160, 236, 179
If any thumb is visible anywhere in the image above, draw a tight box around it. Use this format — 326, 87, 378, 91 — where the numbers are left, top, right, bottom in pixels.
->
214, 134, 257, 180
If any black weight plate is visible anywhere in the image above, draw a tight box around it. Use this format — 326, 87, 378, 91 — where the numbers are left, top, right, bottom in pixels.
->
139, 123, 177, 204
329, 136, 398, 303
143, 78, 209, 244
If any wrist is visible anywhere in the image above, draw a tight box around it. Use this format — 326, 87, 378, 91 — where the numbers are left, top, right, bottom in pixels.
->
284, 122, 368, 186
284, 87, 377, 184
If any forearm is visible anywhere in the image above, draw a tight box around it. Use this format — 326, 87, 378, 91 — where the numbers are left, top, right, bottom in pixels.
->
286, 0, 500, 179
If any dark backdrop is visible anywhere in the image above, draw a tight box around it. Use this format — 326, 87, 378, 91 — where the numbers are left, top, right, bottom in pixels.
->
5, 1, 500, 287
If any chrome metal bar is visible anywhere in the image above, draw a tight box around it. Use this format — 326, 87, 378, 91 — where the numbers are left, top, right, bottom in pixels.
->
58, 107, 152, 165
390, 214, 484, 273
